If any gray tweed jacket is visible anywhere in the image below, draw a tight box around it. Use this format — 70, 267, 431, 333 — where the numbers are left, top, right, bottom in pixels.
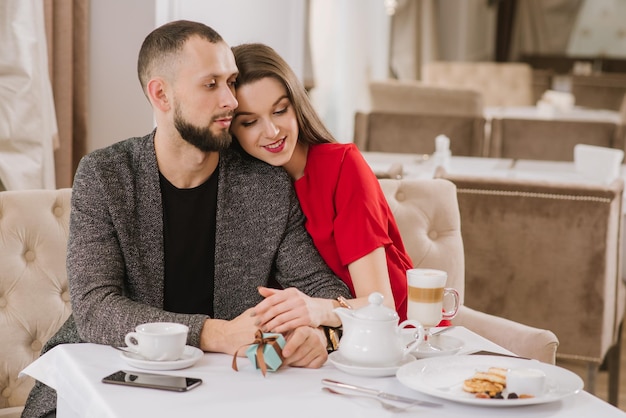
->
22, 131, 348, 417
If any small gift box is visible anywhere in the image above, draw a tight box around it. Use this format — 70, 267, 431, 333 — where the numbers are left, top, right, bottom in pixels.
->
232, 330, 286, 377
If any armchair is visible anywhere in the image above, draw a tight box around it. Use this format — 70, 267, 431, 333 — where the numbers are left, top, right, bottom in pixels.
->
0, 188, 72, 418
378, 178, 559, 364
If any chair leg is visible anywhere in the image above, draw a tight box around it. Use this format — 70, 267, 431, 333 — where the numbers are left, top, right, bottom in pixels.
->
587, 362, 598, 395
607, 322, 623, 407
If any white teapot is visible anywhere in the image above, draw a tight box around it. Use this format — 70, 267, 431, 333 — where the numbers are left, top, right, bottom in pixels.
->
335, 292, 425, 367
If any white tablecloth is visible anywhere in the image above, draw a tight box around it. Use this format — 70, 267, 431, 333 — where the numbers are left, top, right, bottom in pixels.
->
363, 153, 514, 180
484, 106, 623, 124
20, 327, 626, 418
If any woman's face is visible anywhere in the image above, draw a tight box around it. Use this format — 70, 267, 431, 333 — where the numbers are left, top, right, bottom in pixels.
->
231, 77, 299, 167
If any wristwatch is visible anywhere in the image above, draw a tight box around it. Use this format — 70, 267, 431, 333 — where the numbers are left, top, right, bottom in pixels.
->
322, 326, 342, 353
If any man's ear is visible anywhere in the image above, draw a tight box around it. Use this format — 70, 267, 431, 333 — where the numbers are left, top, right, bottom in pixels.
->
146, 77, 170, 112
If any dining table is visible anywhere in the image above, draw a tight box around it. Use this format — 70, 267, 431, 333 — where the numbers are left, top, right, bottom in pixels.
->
20, 326, 626, 418
484, 105, 623, 124
363, 152, 515, 181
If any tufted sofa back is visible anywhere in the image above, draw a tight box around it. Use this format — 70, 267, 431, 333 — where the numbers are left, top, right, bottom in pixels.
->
436, 170, 624, 364
422, 61, 534, 107
0, 188, 72, 415
378, 178, 465, 302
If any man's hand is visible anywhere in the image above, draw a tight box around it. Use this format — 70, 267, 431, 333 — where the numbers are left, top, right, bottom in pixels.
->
199, 307, 258, 355
280, 326, 328, 369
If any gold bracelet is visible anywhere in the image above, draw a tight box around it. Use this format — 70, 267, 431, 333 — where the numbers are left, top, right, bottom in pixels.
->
337, 296, 353, 310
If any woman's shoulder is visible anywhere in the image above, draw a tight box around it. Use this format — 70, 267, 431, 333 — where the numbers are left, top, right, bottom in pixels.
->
309, 142, 363, 164
310, 142, 358, 154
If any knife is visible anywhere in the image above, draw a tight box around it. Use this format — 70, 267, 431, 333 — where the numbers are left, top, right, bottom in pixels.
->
468, 350, 531, 360
321, 379, 442, 407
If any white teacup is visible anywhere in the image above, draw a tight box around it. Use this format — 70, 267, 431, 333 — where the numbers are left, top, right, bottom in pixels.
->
124, 322, 188, 361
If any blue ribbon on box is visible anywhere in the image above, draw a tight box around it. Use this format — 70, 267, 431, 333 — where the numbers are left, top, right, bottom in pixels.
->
232, 330, 286, 376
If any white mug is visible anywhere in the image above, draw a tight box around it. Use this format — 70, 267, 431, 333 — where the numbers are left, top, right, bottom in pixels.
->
124, 322, 188, 361
407, 269, 460, 328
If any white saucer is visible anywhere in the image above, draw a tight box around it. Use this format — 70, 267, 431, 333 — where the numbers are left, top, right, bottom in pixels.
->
328, 351, 416, 377
412, 335, 464, 358
119, 346, 203, 370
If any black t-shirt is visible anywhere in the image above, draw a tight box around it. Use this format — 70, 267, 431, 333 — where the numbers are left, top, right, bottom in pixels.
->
160, 170, 218, 316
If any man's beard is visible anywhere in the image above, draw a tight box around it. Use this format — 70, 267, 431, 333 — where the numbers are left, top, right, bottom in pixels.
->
174, 106, 232, 152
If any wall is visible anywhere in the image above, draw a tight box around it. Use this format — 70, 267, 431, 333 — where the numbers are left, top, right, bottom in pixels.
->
157, 0, 307, 80
87, 0, 307, 153
88, 0, 155, 152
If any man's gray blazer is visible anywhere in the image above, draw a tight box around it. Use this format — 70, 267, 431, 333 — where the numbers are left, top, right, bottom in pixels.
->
22, 132, 348, 417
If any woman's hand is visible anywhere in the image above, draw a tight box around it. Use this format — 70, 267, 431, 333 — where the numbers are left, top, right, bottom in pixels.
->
252, 287, 339, 333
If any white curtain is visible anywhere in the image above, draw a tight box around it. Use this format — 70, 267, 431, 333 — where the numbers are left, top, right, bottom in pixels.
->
309, 0, 391, 143
389, 0, 495, 80
510, 0, 583, 60
0, 0, 58, 190
567, 0, 626, 56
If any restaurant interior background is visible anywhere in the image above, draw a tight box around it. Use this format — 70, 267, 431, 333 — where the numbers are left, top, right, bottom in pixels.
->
88, 0, 626, 158
2, 0, 625, 189
3, 0, 626, 409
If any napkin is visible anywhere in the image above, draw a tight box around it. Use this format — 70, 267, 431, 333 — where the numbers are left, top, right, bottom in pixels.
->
574, 144, 624, 184
537, 90, 575, 113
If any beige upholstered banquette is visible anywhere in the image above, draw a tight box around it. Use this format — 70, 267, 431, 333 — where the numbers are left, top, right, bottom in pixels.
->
378, 178, 559, 364
0, 188, 72, 418
354, 80, 487, 156
421, 61, 534, 107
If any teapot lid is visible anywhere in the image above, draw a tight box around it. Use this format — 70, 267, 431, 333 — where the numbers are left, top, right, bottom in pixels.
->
353, 292, 399, 321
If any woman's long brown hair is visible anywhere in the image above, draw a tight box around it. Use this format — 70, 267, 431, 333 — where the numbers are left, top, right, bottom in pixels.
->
232, 43, 336, 145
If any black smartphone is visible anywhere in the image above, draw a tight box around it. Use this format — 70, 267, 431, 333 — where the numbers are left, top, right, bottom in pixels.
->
102, 370, 202, 392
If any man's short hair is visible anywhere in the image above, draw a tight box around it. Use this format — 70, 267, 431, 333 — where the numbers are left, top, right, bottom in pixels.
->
137, 20, 223, 94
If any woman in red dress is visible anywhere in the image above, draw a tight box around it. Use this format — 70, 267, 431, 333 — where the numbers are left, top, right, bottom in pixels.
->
230, 43, 414, 331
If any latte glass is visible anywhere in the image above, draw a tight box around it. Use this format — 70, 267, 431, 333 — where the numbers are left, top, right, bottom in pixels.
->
407, 268, 459, 350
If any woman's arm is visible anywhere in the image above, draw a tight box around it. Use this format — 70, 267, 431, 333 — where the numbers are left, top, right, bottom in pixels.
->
252, 247, 396, 333
346, 246, 396, 311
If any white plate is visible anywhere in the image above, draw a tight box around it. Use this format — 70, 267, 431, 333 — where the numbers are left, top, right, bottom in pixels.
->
412, 335, 464, 358
119, 346, 203, 371
328, 351, 415, 377
396, 355, 583, 406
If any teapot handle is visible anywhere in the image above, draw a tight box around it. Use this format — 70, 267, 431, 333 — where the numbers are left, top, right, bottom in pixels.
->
398, 320, 425, 353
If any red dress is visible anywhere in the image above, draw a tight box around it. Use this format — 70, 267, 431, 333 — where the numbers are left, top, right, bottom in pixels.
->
294, 143, 413, 321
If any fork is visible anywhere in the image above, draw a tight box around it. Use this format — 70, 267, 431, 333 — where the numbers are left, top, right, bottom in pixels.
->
322, 387, 417, 413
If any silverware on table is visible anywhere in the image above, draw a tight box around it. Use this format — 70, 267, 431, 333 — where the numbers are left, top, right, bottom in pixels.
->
468, 350, 531, 360
322, 387, 418, 412
110, 345, 134, 354
110, 345, 149, 360
321, 378, 442, 408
